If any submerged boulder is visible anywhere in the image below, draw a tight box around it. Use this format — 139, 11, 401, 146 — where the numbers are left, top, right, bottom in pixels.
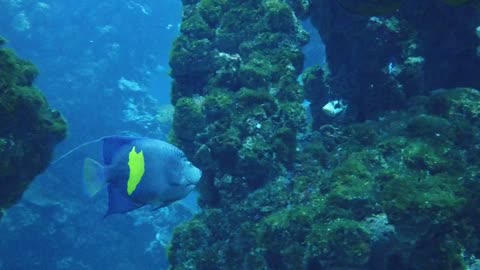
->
166, 0, 480, 268
0, 38, 67, 219
309, 0, 480, 123
335, 0, 403, 16
168, 86, 480, 269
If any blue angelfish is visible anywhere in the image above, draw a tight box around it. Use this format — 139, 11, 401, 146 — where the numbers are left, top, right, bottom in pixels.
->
75, 136, 201, 216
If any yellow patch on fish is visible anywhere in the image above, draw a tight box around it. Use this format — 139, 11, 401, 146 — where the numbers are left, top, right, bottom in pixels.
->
127, 146, 145, 195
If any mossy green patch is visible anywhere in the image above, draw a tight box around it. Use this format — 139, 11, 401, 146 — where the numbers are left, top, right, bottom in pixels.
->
0, 49, 36, 88
235, 87, 277, 115
428, 88, 480, 122
203, 89, 233, 121
327, 151, 380, 219
209, 127, 241, 173
168, 87, 480, 268
272, 127, 297, 166
345, 122, 379, 146
255, 204, 324, 268
407, 114, 455, 141
262, 0, 296, 33
238, 57, 274, 89
0, 40, 66, 216
167, 2, 480, 265
402, 141, 453, 174
377, 170, 465, 227
180, 12, 213, 39
173, 97, 205, 141
305, 219, 371, 268
278, 102, 306, 130
238, 135, 277, 188
198, 0, 229, 27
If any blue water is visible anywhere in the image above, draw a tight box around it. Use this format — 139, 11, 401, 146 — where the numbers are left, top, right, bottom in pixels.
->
0, 1, 188, 269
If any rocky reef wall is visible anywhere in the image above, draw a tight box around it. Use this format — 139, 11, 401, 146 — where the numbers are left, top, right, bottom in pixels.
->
167, 1, 480, 269
169, 0, 309, 206
309, 0, 480, 124
0, 38, 66, 219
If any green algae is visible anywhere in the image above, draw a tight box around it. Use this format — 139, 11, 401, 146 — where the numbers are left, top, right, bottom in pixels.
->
0, 48, 38, 88
326, 151, 380, 219
263, 0, 296, 33
180, 12, 213, 40
198, 0, 230, 27
256, 205, 321, 268
378, 169, 465, 224
235, 88, 276, 110
306, 219, 371, 268
168, 87, 480, 268
173, 97, 205, 141
0, 39, 67, 215
429, 88, 480, 122
170, 0, 308, 201
203, 89, 233, 121
166, 0, 480, 268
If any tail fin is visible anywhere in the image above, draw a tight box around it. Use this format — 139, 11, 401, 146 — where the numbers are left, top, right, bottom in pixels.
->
83, 158, 107, 197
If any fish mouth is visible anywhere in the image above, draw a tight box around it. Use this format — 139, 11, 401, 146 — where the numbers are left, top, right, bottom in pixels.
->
185, 183, 196, 191
186, 175, 201, 186
186, 182, 197, 188
184, 178, 198, 188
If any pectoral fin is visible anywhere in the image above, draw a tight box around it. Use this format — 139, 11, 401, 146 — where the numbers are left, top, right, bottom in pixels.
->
105, 185, 143, 217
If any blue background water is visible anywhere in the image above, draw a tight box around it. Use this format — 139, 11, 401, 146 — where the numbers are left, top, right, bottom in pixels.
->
0, 1, 326, 268
0, 1, 190, 269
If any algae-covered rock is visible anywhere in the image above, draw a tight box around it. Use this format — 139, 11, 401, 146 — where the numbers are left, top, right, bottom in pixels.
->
168, 87, 480, 269
428, 88, 480, 122
305, 219, 372, 268
0, 39, 66, 216
310, 0, 480, 123
169, 0, 308, 208
167, 0, 480, 268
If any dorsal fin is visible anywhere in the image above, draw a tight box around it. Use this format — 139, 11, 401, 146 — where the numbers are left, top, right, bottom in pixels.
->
102, 136, 142, 165
51, 137, 105, 165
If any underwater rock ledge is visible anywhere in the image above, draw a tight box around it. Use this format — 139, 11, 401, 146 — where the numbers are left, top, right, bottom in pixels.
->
168, 87, 480, 269
0, 37, 67, 219
166, 0, 480, 268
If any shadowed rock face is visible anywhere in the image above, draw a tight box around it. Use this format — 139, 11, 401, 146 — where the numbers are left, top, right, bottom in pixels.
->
166, 1, 480, 269
334, 0, 472, 16
0, 38, 67, 217
309, 0, 480, 123
169, 0, 308, 207
335, 0, 403, 16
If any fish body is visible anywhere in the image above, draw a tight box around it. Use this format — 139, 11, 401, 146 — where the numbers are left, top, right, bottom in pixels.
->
84, 136, 201, 216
